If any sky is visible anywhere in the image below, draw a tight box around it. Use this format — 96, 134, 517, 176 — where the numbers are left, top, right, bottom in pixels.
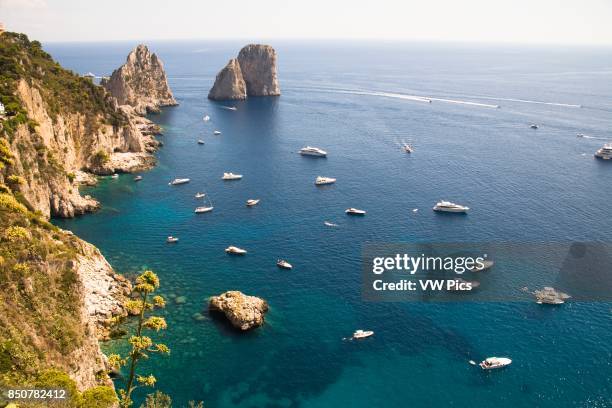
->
1, 0, 611, 45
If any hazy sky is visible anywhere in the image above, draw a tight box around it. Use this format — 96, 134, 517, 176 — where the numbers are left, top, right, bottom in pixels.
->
1, 0, 611, 44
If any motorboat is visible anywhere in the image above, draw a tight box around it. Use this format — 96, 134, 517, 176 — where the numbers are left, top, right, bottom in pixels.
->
195, 206, 213, 213
277, 259, 293, 269
468, 260, 494, 272
203, 115, 210, 122
222, 172, 243, 180
299, 146, 327, 157
433, 201, 469, 213
345, 208, 366, 215
134, 176, 143, 181
595, 143, 612, 160
195, 192, 206, 199
534, 287, 571, 305
403, 143, 414, 153
169, 178, 190, 185
213, 130, 222, 135
315, 176, 336, 185
197, 139, 205, 145
352, 330, 374, 339
221, 106, 237, 111
246, 199, 260, 207
324, 221, 338, 227
111, 174, 119, 179
166, 236, 179, 243
225, 246, 247, 255
576, 133, 585, 138
479, 357, 512, 370
530, 124, 539, 129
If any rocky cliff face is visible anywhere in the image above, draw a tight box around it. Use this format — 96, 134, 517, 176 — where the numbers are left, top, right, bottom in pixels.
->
208, 44, 280, 101
208, 58, 247, 101
102, 44, 178, 115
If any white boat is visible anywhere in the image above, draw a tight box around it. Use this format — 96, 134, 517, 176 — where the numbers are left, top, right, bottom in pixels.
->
468, 260, 494, 272
345, 208, 366, 215
213, 130, 222, 135
299, 146, 327, 157
352, 330, 374, 339
221, 106, 237, 111
530, 124, 539, 129
166, 236, 179, 243
315, 176, 336, 185
169, 178, 190, 185
277, 259, 293, 269
111, 174, 119, 179
595, 143, 612, 160
479, 357, 512, 370
225, 246, 247, 255
403, 143, 414, 153
222, 172, 243, 180
576, 133, 585, 138
195, 192, 206, 199
197, 140, 205, 145
195, 205, 213, 213
433, 201, 469, 213
246, 199, 260, 207
134, 176, 143, 181
324, 221, 338, 227
203, 115, 210, 122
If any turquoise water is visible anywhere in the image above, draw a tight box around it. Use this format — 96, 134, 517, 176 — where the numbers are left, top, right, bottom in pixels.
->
49, 41, 612, 407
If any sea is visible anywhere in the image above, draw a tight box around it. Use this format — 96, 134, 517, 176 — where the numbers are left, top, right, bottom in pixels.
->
47, 40, 612, 407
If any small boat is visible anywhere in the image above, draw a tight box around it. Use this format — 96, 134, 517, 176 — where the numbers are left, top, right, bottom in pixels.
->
195, 206, 213, 213
203, 115, 210, 122
479, 357, 512, 370
403, 143, 414, 153
468, 259, 494, 272
169, 178, 190, 185
225, 246, 247, 255
299, 146, 327, 157
197, 140, 205, 145
352, 330, 374, 339
595, 143, 612, 160
345, 208, 366, 215
315, 176, 336, 185
530, 124, 539, 129
195, 192, 206, 199
133, 176, 143, 181
324, 221, 338, 227
433, 201, 469, 213
246, 199, 260, 207
213, 130, 222, 135
166, 236, 179, 243
576, 133, 585, 138
221, 106, 237, 111
277, 259, 293, 269
222, 172, 243, 180
111, 174, 119, 179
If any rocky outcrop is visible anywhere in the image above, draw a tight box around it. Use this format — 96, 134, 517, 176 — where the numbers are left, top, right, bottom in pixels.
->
101, 44, 177, 115
207, 59, 247, 101
208, 44, 280, 101
208, 291, 269, 330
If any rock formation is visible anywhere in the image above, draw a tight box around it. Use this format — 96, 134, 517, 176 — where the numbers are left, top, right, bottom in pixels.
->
208, 58, 247, 101
208, 291, 269, 330
208, 44, 280, 101
101, 44, 177, 115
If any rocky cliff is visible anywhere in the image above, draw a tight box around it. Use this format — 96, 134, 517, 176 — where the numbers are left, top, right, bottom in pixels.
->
102, 44, 178, 115
208, 44, 280, 101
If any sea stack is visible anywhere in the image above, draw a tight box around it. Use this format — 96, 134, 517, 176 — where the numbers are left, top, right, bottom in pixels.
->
102, 44, 177, 114
208, 291, 269, 330
208, 44, 280, 101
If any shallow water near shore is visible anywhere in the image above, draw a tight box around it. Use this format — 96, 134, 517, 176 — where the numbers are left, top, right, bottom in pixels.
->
50, 41, 612, 407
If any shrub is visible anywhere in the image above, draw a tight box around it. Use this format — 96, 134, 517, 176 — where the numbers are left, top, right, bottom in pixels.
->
81, 386, 118, 408
6, 175, 25, 186
93, 149, 110, 166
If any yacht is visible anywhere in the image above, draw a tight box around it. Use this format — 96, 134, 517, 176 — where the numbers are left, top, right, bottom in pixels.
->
403, 143, 414, 153
222, 172, 243, 180
133, 176, 143, 182
315, 176, 336, 185
479, 357, 512, 370
213, 130, 222, 135
225, 246, 247, 255
595, 143, 612, 160
195, 206, 213, 214
197, 140, 205, 145
277, 259, 293, 269
195, 192, 206, 199
530, 124, 539, 129
203, 115, 210, 122
166, 236, 179, 243
299, 146, 327, 157
352, 330, 374, 339
111, 174, 119, 179
433, 201, 469, 213
246, 199, 260, 207
345, 208, 366, 215
169, 178, 190, 185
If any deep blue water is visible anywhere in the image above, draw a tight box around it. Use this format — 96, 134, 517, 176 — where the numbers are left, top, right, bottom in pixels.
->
48, 41, 612, 407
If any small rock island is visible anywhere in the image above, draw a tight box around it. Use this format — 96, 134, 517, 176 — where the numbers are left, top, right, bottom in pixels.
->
208, 291, 269, 330
208, 44, 280, 101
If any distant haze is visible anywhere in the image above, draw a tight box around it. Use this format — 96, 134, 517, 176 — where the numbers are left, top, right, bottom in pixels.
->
1, 0, 611, 45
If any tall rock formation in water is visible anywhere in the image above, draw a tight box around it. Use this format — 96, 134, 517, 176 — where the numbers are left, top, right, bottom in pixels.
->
208, 44, 280, 101
101, 44, 177, 115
